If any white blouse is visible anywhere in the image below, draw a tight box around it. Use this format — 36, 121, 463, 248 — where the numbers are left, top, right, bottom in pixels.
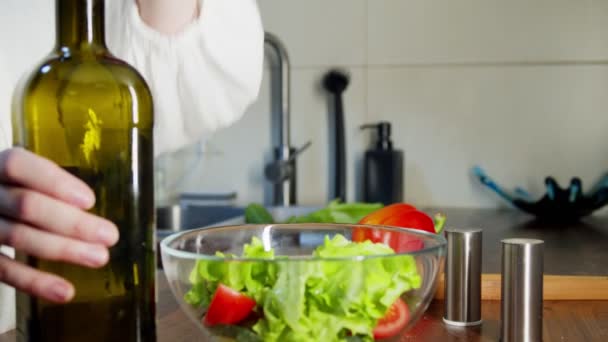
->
0, 0, 264, 333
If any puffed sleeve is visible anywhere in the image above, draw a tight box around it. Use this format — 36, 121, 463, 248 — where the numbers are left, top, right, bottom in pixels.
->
106, 0, 264, 156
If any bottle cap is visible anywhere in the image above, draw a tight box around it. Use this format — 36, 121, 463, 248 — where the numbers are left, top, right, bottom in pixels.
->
500, 238, 544, 342
443, 227, 483, 326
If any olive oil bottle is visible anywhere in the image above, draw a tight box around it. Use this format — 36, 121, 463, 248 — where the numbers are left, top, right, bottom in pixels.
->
12, 1, 156, 341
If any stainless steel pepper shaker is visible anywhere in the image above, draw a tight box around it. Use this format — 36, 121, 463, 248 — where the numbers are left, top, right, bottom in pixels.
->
443, 228, 483, 326
500, 238, 544, 342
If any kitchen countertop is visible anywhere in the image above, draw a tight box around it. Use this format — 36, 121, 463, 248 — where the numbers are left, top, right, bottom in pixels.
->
1, 207, 607, 341
1, 272, 606, 342
422, 207, 608, 276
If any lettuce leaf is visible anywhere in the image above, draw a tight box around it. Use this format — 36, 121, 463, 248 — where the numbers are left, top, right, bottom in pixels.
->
245, 204, 275, 224
185, 237, 278, 303
184, 234, 421, 342
284, 200, 383, 224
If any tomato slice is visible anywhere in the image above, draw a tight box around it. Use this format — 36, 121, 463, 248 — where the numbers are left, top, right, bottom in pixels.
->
373, 298, 410, 340
203, 284, 256, 326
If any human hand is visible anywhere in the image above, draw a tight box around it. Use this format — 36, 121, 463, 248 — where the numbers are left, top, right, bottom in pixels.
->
0, 148, 119, 303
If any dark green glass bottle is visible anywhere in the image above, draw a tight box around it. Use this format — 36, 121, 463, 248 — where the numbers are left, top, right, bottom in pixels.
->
12, 0, 156, 341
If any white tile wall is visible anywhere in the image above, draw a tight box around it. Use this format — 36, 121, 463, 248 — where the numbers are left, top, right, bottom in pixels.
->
1, 0, 54, 86
258, 0, 367, 67
367, 65, 608, 207
194, 66, 369, 206
188, 0, 608, 210
289, 67, 368, 205
368, 0, 608, 65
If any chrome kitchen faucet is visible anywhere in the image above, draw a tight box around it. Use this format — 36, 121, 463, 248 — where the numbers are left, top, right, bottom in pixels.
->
264, 32, 310, 206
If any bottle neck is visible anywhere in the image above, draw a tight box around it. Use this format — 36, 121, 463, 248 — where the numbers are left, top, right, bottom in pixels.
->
376, 140, 393, 151
55, 0, 107, 52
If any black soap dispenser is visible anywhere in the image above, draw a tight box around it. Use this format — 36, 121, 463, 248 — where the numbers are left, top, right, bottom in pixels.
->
361, 122, 404, 205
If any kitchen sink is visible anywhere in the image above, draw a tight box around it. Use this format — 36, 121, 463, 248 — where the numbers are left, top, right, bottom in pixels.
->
156, 204, 245, 240
155, 204, 319, 268
156, 204, 319, 240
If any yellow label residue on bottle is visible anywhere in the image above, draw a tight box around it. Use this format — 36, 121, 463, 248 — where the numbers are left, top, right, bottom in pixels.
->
80, 108, 102, 168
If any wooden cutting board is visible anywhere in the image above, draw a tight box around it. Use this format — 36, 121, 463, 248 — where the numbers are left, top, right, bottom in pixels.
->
433, 273, 608, 300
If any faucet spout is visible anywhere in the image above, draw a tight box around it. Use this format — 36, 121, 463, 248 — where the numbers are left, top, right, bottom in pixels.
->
265, 32, 295, 206
264, 32, 291, 149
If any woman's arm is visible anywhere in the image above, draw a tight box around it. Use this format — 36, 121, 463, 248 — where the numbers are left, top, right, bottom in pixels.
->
107, 0, 264, 156
136, 0, 200, 34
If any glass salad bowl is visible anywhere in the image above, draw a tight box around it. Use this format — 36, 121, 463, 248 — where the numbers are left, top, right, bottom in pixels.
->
160, 224, 446, 341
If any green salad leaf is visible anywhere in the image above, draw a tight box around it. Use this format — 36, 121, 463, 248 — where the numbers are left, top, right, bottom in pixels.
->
186, 237, 278, 303
244, 200, 383, 225
245, 204, 275, 224
185, 234, 421, 341
284, 200, 383, 224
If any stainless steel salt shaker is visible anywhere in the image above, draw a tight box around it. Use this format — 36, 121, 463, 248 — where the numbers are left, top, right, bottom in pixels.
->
500, 238, 544, 342
443, 228, 483, 326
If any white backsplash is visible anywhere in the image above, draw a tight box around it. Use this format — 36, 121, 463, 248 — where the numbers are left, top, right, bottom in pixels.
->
183, 0, 608, 209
